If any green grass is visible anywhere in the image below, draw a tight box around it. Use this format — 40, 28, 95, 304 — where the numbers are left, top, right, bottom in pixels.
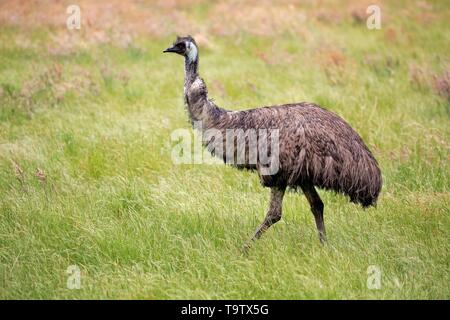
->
0, 1, 449, 299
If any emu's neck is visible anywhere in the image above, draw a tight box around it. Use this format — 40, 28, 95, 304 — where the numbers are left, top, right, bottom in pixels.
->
184, 53, 224, 128
184, 55, 199, 87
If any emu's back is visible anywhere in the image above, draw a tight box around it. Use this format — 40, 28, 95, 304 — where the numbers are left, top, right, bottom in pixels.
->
212, 102, 382, 207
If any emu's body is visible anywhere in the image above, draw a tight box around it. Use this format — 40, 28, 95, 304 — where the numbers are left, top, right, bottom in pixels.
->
165, 36, 382, 244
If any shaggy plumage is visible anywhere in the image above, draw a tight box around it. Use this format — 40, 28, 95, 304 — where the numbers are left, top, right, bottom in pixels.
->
164, 36, 382, 244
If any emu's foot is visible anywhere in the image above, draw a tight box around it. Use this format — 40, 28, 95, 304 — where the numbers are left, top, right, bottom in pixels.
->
241, 240, 254, 254
319, 232, 327, 245
242, 242, 251, 253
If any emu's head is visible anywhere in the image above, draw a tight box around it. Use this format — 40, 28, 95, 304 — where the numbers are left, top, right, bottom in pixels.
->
163, 35, 198, 63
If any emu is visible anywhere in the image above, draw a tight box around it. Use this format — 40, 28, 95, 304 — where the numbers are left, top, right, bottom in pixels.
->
164, 36, 382, 245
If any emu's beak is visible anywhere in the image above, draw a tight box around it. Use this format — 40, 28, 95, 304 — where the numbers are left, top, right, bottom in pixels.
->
163, 46, 177, 53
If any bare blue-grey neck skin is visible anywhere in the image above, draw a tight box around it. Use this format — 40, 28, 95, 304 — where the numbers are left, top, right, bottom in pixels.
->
184, 40, 199, 87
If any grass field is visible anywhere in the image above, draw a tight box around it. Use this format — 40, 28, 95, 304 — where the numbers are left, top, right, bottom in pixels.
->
0, 0, 449, 299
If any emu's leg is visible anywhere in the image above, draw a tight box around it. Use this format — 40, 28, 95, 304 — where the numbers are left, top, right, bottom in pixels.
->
251, 187, 286, 241
301, 183, 327, 244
